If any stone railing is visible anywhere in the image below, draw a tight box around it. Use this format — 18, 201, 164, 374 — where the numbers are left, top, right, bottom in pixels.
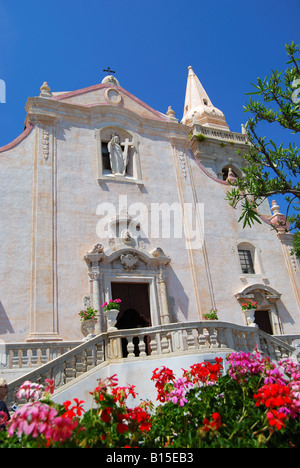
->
5, 321, 298, 408
274, 334, 300, 349
6, 337, 107, 407
192, 124, 248, 144
0, 341, 80, 371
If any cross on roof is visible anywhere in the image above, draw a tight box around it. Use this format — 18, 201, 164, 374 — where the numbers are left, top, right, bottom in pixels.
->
103, 67, 116, 75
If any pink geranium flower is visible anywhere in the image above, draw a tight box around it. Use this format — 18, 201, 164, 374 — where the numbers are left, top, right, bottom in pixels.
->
16, 381, 44, 401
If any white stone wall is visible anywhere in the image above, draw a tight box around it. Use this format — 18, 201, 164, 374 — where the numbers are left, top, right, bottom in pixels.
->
0, 82, 299, 344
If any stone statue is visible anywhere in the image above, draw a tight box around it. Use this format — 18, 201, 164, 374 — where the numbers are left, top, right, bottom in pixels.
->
108, 132, 132, 176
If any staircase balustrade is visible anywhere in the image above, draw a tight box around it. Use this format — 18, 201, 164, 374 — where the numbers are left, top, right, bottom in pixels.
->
4, 321, 298, 408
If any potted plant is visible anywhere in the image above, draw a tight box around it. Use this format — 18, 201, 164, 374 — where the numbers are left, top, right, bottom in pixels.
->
102, 299, 121, 331
79, 307, 98, 340
203, 309, 218, 320
241, 299, 257, 327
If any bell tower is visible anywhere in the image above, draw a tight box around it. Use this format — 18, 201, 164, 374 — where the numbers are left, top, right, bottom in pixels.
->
181, 66, 248, 180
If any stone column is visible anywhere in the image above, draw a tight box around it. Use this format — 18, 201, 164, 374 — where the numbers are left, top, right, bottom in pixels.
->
89, 271, 102, 334
157, 266, 171, 324
84, 245, 104, 333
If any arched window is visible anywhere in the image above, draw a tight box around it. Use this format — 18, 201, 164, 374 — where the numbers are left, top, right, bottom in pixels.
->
218, 163, 242, 181
238, 243, 255, 274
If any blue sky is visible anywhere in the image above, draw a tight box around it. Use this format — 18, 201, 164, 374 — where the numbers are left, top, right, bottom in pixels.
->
0, 0, 299, 144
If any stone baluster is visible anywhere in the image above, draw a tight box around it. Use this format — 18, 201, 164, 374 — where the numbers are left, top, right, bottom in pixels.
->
127, 338, 135, 358
53, 361, 67, 388
186, 328, 197, 350
40, 347, 50, 365
11, 349, 20, 368
21, 348, 29, 368
234, 330, 243, 351
246, 329, 259, 352
96, 342, 105, 364
209, 327, 219, 348
224, 326, 235, 350
259, 336, 269, 356
65, 356, 76, 383
30, 348, 39, 367
139, 337, 147, 357
148, 334, 158, 355
216, 327, 228, 349
75, 350, 87, 376
161, 333, 170, 354
273, 343, 283, 362
197, 325, 207, 349
85, 345, 96, 370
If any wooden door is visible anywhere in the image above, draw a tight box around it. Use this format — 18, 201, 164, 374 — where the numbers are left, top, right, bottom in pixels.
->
254, 310, 273, 335
111, 282, 151, 328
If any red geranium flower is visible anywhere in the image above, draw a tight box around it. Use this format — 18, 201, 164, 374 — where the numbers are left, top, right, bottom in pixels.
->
267, 410, 288, 430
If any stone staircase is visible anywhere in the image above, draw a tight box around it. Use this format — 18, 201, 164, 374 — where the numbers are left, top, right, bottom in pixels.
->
4, 321, 299, 408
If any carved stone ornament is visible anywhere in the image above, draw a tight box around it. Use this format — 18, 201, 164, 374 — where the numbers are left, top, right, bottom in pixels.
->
120, 252, 139, 270
82, 295, 91, 308
42, 129, 50, 161
89, 243, 104, 254
121, 229, 132, 244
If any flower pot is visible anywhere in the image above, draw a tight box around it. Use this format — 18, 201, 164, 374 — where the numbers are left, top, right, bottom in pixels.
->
105, 309, 119, 331
242, 308, 257, 327
81, 318, 98, 341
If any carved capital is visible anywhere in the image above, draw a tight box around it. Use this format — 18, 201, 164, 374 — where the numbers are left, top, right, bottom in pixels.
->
88, 271, 101, 281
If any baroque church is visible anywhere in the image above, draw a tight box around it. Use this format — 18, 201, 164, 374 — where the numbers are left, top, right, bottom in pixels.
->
0, 67, 299, 403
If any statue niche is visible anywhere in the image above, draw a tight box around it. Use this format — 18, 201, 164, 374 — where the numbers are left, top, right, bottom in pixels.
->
97, 127, 142, 184
107, 132, 134, 176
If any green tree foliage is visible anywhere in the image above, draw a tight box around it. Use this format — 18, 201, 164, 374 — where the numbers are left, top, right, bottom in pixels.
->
227, 42, 300, 258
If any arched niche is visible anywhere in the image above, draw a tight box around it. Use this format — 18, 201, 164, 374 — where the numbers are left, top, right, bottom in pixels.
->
95, 126, 143, 184
235, 284, 282, 334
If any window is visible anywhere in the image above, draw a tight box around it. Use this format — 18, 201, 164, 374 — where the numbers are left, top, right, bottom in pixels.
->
101, 142, 111, 170
238, 249, 255, 274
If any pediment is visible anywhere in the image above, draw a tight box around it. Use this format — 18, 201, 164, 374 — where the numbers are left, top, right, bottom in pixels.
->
84, 244, 171, 269
52, 83, 168, 122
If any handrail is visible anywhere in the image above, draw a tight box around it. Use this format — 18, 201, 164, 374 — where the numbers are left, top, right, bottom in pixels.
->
6, 333, 107, 407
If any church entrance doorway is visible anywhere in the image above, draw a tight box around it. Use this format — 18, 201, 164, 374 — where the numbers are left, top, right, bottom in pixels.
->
254, 310, 273, 335
111, 282, 151, 357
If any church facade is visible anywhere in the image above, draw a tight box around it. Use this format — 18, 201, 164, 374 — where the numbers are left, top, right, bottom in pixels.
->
0, 67, 299, 346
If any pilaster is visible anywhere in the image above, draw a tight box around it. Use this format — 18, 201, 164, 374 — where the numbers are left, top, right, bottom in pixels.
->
277, 232, 300, 310
169, 136, 215, 319
27, 115, 61, 341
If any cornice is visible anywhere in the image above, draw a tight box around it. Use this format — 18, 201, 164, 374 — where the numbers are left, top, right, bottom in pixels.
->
24, 96, 188, 140
0, 123, 34, 154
